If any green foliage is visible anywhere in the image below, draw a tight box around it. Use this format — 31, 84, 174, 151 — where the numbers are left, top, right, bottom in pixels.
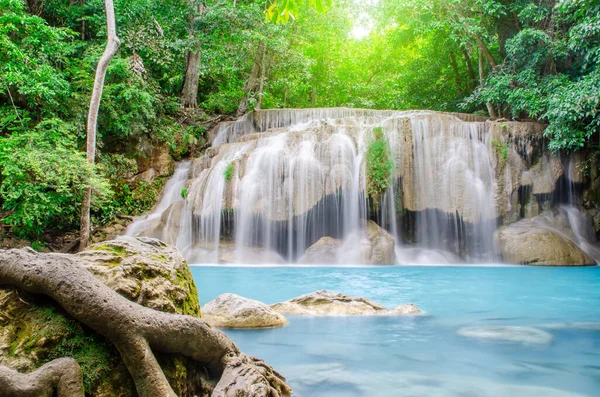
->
491, 138, 508, 168
0, 119, 110, 237
180, 187, 188, 199
224, 162, 235, 181
366, 127, 394, 206
267, 0, 332, 23
464, 0, 600, 152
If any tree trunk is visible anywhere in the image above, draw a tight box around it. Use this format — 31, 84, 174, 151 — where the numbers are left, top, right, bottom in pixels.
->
0, 248, 292, 397
181, 51, 201, 108
449, 51, 463, 93
181, 2, 206, 109
461, 47, 476, 91
256, 43, 267, 110
479, 49, 497, 119
79, 0, 120, 250
236, 41, 267, 117
475, 36, 497, 69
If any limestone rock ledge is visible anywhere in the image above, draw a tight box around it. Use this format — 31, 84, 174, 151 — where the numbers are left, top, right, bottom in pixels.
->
271, 290, 421, 316
202, 293, 287, 328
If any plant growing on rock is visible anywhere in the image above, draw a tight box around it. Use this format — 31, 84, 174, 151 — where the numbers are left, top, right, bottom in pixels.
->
224, 162, 235, 182
366, 127, 394, 207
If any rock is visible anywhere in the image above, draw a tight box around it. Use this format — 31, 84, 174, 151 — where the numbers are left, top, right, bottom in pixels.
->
494, 219, 595, 266
202, 294, 287, 328
298, 222, 395, 265
365, 220, 395, 265
135, 167, 157, 183
271, 290, 421, 316
458, 326, 552, 344
78, 237, 200, 316
298, 237, 342, 264
152, 145, 175, 177
0, 238, 209, 397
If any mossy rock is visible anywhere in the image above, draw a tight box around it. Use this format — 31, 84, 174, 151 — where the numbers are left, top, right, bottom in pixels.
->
79, 237, 201, 317
0, 238, 210, 396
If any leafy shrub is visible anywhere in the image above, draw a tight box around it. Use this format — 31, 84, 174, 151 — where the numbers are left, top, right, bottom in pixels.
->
224, 162, 235, 181
0, 119, 109, 237
366, 127, 394, 206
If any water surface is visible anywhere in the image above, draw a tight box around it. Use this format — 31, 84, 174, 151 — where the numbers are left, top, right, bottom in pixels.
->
192, 266, 600, 397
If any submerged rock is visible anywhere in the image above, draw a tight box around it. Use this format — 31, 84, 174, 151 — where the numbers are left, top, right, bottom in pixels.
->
202, 293, 287, 328
458, 326, 552, 344
494, 219, 595, 266
271, 290, 420, 316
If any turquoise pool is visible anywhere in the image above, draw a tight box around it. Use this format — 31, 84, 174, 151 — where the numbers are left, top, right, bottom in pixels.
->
192, 266, 600, 397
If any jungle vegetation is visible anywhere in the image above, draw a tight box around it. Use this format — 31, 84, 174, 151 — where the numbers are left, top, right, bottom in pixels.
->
0, 0, 598, 241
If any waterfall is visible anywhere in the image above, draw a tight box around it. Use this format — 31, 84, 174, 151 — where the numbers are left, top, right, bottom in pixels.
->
125, 161, 191, 239
125, 108, 599, 265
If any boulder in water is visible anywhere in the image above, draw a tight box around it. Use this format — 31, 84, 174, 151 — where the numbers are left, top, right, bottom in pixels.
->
494, 220, 595, 266
458, 326, 552, 344
298, 221, 395, 265
271, 290, 421, 316
298, 237, 342, 264
365, 220, 395, 265
202, 293, 288, 328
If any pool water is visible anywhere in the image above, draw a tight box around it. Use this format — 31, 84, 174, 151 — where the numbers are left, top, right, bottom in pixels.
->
191, 265, 600, 397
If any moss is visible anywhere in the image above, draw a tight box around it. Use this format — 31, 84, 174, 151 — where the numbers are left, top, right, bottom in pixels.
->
7, 297, 122, 394
90, 243, 126, 256
175, 265, 201, 317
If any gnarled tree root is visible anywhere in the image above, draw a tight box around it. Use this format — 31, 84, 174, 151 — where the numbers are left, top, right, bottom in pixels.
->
0, 248, 292, 397
0, 358, 84, 397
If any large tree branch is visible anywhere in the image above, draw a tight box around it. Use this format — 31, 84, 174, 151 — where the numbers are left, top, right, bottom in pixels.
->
0, 248, 291, 397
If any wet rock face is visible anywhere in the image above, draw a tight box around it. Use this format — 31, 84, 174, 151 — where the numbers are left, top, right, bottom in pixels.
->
202, 294, 287, 328
271, 290, 421, 316
0, 238, 208, 397
494, 219, 595, 266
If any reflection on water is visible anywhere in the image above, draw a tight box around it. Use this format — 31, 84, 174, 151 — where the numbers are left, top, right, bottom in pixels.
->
192, 266, 600, 397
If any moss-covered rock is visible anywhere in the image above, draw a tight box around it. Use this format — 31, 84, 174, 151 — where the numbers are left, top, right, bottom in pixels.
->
0, 237, 209, 396
79, 237, 200, 317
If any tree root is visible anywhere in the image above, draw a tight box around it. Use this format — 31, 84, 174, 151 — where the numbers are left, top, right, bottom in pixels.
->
0, 358, 84, 397
0, 248, 292, 397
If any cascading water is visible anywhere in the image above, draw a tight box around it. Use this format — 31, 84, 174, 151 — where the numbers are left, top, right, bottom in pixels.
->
125, 161, 191, 238
125, 108, 599, 265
